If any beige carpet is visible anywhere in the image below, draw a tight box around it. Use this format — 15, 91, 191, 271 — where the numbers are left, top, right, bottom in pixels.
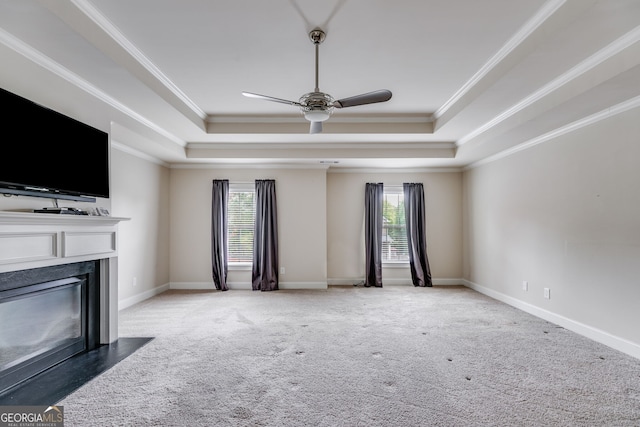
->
59, 286, 640, 426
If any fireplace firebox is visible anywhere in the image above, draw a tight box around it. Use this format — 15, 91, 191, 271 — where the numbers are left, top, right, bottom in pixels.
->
0, 262, 101, 394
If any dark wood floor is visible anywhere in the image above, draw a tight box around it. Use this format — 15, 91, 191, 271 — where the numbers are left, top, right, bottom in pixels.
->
0, 337, 152, 405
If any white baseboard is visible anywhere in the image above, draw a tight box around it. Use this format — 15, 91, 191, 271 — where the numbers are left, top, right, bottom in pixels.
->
170, 281, 328, 290
433, 278, 464, 286
462, 279, 640, 360
119, 283, 170, 311
327, 278, 364, 286
328, 277, 464, 286
170, 282, 216, 290
280, 282, 327, 290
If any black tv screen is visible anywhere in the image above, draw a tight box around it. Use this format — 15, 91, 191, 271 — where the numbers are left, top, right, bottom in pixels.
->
0, 87, 109, 202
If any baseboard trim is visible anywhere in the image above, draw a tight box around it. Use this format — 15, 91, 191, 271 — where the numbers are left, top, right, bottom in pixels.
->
119, 283, 170, 311
433, 278, 464, 286
462, 279, 640, 360
327, 278, 364, 286
170, 282, 215, 290
328, 277, 463, 286
280, 282, 327, 290
170, 281, 328, 290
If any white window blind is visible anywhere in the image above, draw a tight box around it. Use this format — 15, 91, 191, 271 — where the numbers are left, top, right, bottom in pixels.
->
382, 186, 408, 263
228, 185, 255, 263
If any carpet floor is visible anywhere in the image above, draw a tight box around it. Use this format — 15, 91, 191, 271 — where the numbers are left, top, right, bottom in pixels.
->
59, 285, 640, 426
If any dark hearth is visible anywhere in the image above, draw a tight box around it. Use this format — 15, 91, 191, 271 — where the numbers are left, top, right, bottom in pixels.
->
0, 337, 153, 405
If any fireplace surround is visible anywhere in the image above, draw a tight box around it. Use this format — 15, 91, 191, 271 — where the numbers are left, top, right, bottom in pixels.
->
0, 211, 126, 392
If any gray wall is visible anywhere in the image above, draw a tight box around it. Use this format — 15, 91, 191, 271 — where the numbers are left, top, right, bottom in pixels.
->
169, 167, 328, 289
463, 106, 640, 356
326, 170, 463, 284
167, 167, 464, 289
110, 144, 171, 308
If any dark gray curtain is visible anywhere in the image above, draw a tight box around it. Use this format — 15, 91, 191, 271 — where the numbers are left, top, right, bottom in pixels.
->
211, 179, 229, 291
252, 179, 279, 291
365, 183, 383, 287
403, 183, 432, 287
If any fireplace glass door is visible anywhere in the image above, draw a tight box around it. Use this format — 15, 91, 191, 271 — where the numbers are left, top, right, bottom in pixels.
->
0, 277, 86, 393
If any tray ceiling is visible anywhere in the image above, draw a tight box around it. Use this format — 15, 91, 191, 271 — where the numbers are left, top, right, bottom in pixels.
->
1, 0, 639, 169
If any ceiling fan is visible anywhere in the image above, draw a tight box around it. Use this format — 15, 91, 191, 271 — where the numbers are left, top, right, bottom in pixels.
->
242, 29, 392, 134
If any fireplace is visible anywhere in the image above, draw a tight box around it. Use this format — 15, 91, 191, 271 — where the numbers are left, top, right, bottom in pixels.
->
0, 262, 101, 393
0, 211, 125, 395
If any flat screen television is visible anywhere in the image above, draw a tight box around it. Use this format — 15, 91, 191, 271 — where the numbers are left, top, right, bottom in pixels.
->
0, 86, 109, 203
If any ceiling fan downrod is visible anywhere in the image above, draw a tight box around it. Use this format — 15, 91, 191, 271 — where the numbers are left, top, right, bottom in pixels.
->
309, 29, 325, 93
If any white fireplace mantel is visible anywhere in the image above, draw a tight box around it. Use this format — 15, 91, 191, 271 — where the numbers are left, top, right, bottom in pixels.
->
0, 210, 129, 344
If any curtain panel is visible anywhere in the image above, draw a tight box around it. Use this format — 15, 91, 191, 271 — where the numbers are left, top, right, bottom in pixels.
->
252, 179, 279, 291
365, 183, 384, 287
211, 179, 229, 291
403, 183, 432, 287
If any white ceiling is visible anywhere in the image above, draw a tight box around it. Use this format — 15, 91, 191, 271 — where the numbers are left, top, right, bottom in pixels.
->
1, 0, 639, 169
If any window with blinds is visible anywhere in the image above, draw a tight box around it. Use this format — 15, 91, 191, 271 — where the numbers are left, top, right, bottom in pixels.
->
228, 187, 255, 263
382, 187, 409, 263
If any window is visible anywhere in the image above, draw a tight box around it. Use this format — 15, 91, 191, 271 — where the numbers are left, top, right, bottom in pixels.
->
382, 186, 408, 263
228, 184, 255, 264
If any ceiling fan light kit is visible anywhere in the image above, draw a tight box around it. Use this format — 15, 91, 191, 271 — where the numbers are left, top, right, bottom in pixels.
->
242, 28, 392, 133
300, 92, 334, 122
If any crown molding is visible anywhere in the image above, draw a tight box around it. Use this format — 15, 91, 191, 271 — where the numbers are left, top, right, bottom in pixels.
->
71, 0, 206, 120
206, 115, 434, 134
187, 141, 454, 150
207, 113, 433, 124
465, 95, 640, 170
0, 27, 185, 147
458, 24, 640, 147
435, 0, 567, 120
169, 163, 331, 170
111, 140, 169, 167
327, 167, 462, 174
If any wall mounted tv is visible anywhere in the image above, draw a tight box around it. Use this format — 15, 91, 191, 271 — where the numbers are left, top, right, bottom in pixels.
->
0, 87, 109, 203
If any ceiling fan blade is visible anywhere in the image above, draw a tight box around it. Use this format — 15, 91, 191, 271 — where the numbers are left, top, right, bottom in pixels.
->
333, 89, 392, 108
309, 121, 323, 134
242, 92, 301, 106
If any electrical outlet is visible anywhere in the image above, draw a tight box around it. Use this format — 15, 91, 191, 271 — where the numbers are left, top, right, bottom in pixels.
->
522, 281, 528, 291
544, 288, 550, 299
280, 267, 285, 275
132, 277, 137, 287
